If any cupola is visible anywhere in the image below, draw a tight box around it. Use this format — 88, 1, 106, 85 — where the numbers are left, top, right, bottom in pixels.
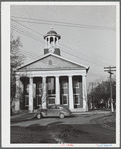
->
43, 28, 61, 56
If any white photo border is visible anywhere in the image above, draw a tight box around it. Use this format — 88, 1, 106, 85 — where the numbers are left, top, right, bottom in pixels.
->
1, 1, 120, 147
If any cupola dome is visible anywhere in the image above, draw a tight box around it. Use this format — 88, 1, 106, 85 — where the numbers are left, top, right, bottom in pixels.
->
43, 28, 61, 56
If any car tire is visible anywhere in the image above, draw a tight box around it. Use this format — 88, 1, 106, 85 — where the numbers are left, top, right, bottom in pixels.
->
36, 113, 42, 119
59, 113, 65, 119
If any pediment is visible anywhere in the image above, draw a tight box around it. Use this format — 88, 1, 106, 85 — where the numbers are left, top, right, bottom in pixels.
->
17, 53, 88, 71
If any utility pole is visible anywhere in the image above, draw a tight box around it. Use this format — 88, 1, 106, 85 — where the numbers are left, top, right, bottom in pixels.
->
92, 82, 94, 109
104, 66, 116, 112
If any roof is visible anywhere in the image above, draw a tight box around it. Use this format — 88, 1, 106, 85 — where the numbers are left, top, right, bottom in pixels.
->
47, 30, 57, 35
16, 53, 89, 72
43, 29, 61, 39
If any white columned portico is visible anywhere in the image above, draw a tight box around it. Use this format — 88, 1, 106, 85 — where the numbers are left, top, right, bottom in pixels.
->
69, 75, 74, 109
15, 75, 20, 111
82, 75, 88, 111
29, 77, 33, 112
56, 76, 60, 105
42, 76, 47, 109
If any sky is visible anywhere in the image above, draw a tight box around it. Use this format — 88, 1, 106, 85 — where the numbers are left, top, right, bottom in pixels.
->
10, 3, 117, 91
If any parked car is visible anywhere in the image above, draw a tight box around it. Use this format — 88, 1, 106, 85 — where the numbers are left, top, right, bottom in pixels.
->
35, 105, 72, 119
11, 105, 72, 123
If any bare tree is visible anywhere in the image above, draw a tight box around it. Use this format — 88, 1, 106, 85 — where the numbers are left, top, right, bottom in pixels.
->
88, 77, 116, 110
10, 35, 25, 115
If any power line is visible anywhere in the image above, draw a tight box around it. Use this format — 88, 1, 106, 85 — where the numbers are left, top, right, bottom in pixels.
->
11, 24, 42, 41
19, 48, 42, 58
11, 19, 114, 31
104, 66, 116, 112
19, 49, 40, 60
11, 16, 114, 31
11, 23, 112, 68
16, 46, 41, 60
60, 48, 104, 67
11, 26, 44, 44
60, 43, 110, 66
12, 26, 106, 67
12, 19, 43, 36
11, 21, 111, 66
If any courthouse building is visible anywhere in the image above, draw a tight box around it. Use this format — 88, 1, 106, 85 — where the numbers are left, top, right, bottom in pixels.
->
15, 29, 89, 112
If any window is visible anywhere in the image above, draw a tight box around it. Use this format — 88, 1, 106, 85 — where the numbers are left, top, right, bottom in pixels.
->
62, 79, 67, 88
48, 77, 55, 94
37, 95, 42, 106
62, 95, 68, 105
57, 106, 61, 109
48, 60, 52, 65
25, 84, 29, 94
74, 79, 79, 88
74, 94, 80, 105
37, 82, 42, 94
25, 95, 29, 106
51, 105, 57, 109
48, 97, 55, 105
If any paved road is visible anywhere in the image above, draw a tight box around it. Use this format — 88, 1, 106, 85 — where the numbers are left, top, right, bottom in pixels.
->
11, 113, 109, 127
11, 113, 116, 143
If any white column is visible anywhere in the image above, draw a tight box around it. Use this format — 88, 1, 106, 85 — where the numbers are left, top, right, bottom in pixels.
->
53, 36, 55, 47
56, 76, 60, 105
45, 37, 47, 49
29, 77, 33, 112
82, 75, 88, 111
56, 38, 58, 48
15, 75, 20, 111
47, 38, 49, 49
69, 75, 74, 109
42, 76, 47, 109
48, 37, 50, 48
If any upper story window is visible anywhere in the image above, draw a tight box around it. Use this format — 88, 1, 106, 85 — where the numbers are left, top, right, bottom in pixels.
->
37, 83, 42, 94
25, 84, 29, 95
74, 79, 79, 88
62, 79, 67, 89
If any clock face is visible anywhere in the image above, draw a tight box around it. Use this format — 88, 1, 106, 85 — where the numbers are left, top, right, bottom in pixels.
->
49, 46, 54, 53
